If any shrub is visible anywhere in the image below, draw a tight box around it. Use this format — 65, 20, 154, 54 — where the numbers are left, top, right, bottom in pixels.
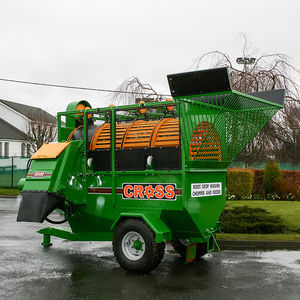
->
295, 186, 300, 201
227, 168, 300, 200
263, 160, 282, 195
252, 169, 264, 199
275, 176, 299, 200
220, 206, 286, 233
227, 169, 254, 199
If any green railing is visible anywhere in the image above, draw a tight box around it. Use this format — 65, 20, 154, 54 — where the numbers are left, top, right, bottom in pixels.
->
0, 157, 29, 187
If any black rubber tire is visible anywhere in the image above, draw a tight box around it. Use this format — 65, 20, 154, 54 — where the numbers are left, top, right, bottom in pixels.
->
171, 239, 207, 260
113, 218, 165, 274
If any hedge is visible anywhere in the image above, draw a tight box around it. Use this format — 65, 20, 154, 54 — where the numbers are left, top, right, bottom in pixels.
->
252, 169, 264, 198
227, 169, 254, 199
227, 168, 300, 200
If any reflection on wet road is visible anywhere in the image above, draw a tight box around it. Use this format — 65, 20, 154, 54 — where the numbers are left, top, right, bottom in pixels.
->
0, 197, 299, 299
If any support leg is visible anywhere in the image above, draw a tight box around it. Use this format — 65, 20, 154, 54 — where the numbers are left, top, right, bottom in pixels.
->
42, 233, 52, 247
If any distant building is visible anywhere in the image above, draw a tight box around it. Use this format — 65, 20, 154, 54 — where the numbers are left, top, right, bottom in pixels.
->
0, 99, 56, 157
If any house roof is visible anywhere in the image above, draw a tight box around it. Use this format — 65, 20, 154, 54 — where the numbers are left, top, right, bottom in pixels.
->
0, 118, 28, 140
0, 99, 56, 124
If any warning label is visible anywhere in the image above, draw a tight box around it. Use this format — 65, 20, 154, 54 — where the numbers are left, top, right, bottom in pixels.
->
191, 182, 222, 198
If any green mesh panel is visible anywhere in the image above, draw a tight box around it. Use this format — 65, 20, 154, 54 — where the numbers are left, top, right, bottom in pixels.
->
177, 91, 281, 163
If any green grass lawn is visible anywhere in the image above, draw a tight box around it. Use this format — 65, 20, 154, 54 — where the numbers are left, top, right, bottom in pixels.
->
225, 200, 300, 233
0, 187, 20, 196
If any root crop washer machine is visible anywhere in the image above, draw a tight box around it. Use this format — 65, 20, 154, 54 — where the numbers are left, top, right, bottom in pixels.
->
17, 68, 284, 273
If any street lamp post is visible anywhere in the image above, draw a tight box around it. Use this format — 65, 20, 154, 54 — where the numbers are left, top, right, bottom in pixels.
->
236, 57, 256, 92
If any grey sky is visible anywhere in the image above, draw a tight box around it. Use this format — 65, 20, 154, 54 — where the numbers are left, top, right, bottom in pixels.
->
0, 0, 299, 115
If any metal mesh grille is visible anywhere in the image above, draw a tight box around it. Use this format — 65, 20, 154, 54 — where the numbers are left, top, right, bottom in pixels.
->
177, 91, 281, 163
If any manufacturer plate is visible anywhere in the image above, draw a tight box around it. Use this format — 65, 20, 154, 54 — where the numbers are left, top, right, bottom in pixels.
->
191, 182, 222, 197
122, 183, 177, 200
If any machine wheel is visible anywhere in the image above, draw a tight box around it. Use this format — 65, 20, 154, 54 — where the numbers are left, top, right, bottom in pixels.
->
113, 218, 165, 274
171, 239, 208, 259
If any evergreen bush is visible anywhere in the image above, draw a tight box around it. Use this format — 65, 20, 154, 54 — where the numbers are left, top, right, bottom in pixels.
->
263, 159, 282, 195
220, 206, 286, 233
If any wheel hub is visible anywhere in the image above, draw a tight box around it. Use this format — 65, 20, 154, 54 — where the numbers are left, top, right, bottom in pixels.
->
132, 239, 143, 251
121, 231, 145, 261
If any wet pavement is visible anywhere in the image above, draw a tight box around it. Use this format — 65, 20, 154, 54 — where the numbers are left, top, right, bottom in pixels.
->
1, 197, 300, 300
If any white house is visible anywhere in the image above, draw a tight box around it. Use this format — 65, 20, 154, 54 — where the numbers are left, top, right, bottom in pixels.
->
0, 99, 56, 157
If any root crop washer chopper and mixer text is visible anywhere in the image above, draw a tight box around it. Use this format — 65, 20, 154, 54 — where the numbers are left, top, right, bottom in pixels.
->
17, 68, 284, 273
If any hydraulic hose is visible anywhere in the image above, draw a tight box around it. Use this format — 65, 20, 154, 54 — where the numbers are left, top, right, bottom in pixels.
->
45, 217, 68, 224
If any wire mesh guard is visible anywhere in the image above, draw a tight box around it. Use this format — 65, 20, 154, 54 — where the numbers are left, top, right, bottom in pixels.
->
177, 91, 282, 163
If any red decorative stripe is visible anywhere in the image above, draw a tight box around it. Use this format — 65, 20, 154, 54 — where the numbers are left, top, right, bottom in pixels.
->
88, 187, 112, 194
175, 189, 182, 195
26, 172, 51, 177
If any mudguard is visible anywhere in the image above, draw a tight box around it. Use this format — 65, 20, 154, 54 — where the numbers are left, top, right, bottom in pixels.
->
17, 191, 64, 223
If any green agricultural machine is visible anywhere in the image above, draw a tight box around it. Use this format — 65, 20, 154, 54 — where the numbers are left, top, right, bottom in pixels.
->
17, 68, 284, 273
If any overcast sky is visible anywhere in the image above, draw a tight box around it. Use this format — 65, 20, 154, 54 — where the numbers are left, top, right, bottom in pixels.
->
0, 0, 299, 116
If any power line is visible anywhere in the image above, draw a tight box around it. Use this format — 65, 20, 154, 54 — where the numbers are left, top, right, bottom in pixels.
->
0, 76, 297, 102
0, 77, 171, 97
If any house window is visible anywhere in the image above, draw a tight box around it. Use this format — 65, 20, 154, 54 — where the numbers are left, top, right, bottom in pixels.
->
4, 142, 9, 157
21, 143, 26, 157
0, 142, 2, 157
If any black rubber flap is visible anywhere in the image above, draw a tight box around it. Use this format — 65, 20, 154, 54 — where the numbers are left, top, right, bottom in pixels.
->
167, 67, 232, 97
151, 147, 181, 170
248, 89, 285, 106
88, 150, 112, 171
17, 191, 64, 223
116, 148, 147, 171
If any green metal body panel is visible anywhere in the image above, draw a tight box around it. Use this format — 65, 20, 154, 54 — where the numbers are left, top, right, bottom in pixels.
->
18, 73, 284, 249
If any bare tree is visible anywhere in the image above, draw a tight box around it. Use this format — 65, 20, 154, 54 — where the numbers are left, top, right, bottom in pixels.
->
271, 102, 300, 165
195, 35, 299, 101
195, 35, 300, 166
112, 76, 164, 105
25, 110, 57, 154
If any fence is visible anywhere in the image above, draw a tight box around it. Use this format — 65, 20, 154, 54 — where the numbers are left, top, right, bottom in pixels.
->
0, 157, 29, 188
1, 156, 299, 188
229, 161, 300, 171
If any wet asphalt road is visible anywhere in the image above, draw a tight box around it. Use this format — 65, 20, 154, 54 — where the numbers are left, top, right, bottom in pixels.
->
0, 197, 300, 300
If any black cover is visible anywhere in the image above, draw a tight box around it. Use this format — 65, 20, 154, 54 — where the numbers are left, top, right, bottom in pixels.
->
88, 147, 181, 171
248, 89, 285, 106
151, 147, 181, 170
88, 150, 112, 171
167, 67, 232, 97
116, 147, 181, 171
17, 191, 64, 223
116, 149, 147, 171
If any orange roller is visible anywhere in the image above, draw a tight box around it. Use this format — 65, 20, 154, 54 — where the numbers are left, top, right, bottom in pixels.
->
90, 118, 180, 150
76, 103, 92, 120
189, 122, 222, 161
88, 118, 221, 162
